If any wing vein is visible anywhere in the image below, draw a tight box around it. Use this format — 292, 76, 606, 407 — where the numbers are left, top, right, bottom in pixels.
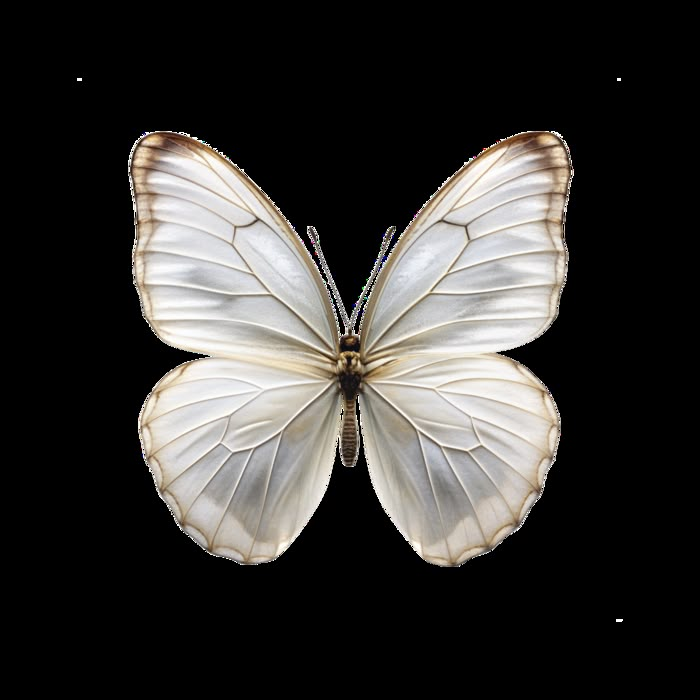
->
471, 416, 548, 460
210, 448, 255, 549
145, 282, 272, 298
463, 218, 563, 241
451, 165, 566, 212
446, 249, 558, 276
364, 235, 468, 355
197, 150, 258, 215
136, 164, 253, 214
232, 234, 335, 353
137, 216, 236, 247
369, 317, 547, 357
439, 445, 487, 546
432, 283, 554, 296
157, 318, 336, 361
502, 142, 560, 163
455, 142, 511, 202
418, 434, 452, 561
146, 140, 256, 215
438, 390, 552, 420
165, 439, 230, 494
464, 192, 557, 229
140, 191, 246, 227
371, 379, 550, 420
246, 432, 282, 561
142, 248, 254, 274
465, 445, 518, 521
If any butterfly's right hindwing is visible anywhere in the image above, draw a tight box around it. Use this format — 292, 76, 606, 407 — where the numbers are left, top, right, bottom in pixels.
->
141, 358, 341, 563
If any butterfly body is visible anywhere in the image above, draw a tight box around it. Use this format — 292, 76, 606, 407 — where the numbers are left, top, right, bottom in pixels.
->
336, 333, 363, 466
130, 131, 571, 565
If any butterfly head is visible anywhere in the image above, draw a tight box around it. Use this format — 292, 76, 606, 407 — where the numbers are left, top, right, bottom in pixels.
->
339, 334, 360, 352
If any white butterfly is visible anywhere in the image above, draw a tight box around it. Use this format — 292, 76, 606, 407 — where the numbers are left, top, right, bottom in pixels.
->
130, 131, 571, 566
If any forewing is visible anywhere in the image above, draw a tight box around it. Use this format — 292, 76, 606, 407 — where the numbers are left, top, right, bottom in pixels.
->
130, 132, 337, 363
141, 357, 340, 563
361, 132, 571, 362
360, 354, 558, 566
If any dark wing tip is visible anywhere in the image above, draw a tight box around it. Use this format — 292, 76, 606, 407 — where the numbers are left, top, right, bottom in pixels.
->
135, 131, 199, 158
508, 131, 563, 147
502, 131, 571, 176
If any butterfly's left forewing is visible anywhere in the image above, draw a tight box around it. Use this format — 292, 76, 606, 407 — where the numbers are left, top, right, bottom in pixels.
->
131, 133, 340, 563
360, 132, 570, 364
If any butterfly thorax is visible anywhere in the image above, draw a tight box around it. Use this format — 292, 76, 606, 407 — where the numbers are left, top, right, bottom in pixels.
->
337, 334, 363, 400
337, 334, 362, 467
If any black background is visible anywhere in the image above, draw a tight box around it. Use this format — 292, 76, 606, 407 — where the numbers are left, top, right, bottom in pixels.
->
66, 67, 632, 631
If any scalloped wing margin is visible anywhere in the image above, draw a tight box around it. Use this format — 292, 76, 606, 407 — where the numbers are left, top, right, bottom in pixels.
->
141, 357, 340, 563
360, 353, 558, 566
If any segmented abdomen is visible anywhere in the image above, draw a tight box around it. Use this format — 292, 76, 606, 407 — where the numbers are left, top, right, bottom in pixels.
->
340, 397, 359, 467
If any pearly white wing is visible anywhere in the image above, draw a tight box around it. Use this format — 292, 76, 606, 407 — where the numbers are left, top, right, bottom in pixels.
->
360, 354, 558, 566
131, 133, 342, 562
360, 132, 571, 362
130, 132, 337, 364
141, 357, 340, 563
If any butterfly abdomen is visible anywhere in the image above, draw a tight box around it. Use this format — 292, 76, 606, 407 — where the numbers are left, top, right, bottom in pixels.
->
340, 397, 359, 467
337, 334, 362, 467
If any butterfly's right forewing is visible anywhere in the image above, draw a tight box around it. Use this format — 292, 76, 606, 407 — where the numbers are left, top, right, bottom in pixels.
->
130, 132, 338, 365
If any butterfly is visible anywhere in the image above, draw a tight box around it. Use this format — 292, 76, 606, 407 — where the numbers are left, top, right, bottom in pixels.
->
130, 131, 571, 566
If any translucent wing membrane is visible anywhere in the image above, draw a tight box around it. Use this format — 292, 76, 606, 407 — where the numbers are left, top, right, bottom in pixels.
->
131, 133, 341, 563
141, 357, 340, 563
360, 354, 558, 566
130, 133, 338, 363
131, 130, 570, 566
361, 132, 571, 362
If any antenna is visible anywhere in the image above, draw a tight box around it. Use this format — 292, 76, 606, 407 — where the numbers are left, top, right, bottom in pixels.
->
348, 226, 396, 332
307, 225, 351, 333
307, 225, 397, 336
